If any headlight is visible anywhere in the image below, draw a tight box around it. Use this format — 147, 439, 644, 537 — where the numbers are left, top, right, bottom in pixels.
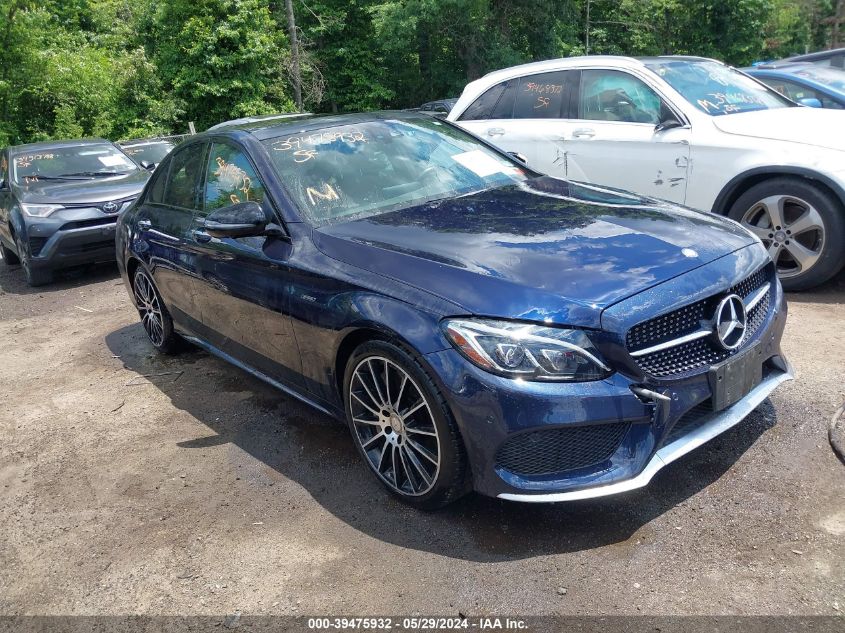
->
20, 203, 63, 217
442, 318, 611, 382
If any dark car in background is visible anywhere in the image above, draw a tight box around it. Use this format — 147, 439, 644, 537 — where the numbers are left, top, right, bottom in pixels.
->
116, 112, 791, 508
0, 139, 148, 285
779, 47, 845, 69
119, 136, 184, 170
418, 98, 458, 115
745, 62, 845, 109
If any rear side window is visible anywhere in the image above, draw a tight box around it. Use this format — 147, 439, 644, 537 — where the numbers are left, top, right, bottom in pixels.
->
162, 143, 207, 210
145, 157, 171, 204
513, 71, 574, 119
459, 80, 517, 120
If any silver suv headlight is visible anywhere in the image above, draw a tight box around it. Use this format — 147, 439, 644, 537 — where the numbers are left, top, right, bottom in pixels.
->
20, 203, 63, 218
443, 318, 612, 382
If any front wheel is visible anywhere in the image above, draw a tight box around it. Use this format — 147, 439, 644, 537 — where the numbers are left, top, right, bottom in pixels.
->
16, 236, 52, 286
1, 240, 20, 266
343, 340, 467, 509
132, 267, 180, 354
728, 178, 845, 291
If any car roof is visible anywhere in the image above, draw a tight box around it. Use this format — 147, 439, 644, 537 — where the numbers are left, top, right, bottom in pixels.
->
782, 48, 845, 63
119, 138, 177, 147
7, 138, 112, 154
464, 54, 722, 88
205, 110, 439, 142
745, 61, 815, 71
206, 113, 312, 132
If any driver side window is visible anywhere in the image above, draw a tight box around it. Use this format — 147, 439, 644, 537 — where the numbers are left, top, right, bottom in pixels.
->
202, 143, 266, 218
579, 70, 664, 124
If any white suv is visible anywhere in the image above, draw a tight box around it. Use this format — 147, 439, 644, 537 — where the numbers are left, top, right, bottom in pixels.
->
448, 55, 845, 290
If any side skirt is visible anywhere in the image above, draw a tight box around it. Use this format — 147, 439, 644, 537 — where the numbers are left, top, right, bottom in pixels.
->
181, 334, 341, 420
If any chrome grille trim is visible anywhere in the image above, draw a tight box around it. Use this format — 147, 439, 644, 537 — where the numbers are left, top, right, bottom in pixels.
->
629, 329, 711, 358
744, 283, 770, 311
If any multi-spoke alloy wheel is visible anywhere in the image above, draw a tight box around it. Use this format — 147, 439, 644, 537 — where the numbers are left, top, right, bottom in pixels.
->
729, 178, 845, 291
132, 268, 179, 353
349, 355, 441, 496
344, 341, 467, 508
740, 194, 824, 280
134, 271, 165, 346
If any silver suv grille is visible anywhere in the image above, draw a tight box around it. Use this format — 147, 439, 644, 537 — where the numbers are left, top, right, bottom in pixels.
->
626, 266, 772, 377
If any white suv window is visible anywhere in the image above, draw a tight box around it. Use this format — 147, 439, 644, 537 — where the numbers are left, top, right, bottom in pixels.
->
512, 71, 574, 119
579, 70, 663, 124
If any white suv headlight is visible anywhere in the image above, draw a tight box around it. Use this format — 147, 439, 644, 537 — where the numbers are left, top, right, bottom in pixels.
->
443, 318, 612, 382
20, 203, 63, 218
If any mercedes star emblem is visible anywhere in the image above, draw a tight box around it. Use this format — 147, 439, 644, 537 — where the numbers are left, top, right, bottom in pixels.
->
713, 294, 747, 350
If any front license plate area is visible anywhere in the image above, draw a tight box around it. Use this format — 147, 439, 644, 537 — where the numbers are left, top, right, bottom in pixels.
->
708, 342, 763, 411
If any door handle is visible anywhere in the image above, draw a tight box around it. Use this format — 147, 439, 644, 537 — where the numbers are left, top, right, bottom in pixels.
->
193, 229, 212, 244
486, 127, 505, 136
137, 219, 151, 230
572, 128, 596, 138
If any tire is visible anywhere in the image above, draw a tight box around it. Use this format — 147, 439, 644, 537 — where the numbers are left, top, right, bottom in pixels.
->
343, 339, 468, 509
132, 267, 181, 354
728, 178, 845, 291
15, 236, 52, 286
1, 240, 19, 266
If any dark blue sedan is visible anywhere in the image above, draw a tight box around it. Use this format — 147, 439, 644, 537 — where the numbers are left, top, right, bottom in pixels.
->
116, 112, 792, 508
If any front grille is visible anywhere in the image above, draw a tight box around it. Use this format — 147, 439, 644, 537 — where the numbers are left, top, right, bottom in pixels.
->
28, 237, 49, 256
59, 217, 117, 231
495, 422, 630, 476
626, 266, 771, 378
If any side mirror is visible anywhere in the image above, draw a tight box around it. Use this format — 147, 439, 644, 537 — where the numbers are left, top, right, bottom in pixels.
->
139, 160, 156, 171
508, 151, 528, 164
204, 201, 268, 238
798, 97, 822, 108
655, 116, 684, 133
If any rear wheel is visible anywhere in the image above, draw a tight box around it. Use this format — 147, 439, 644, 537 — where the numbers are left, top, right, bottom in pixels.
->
728, 178, 845, 291
15, 236, 52, 286
343, 340, 467, 509
132, 267, 180, 354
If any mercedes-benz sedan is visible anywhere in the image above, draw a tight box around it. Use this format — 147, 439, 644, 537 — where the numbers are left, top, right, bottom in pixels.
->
116, 112, 792, 508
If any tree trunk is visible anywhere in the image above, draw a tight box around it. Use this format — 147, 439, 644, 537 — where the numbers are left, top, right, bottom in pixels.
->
285, 0, 302, 111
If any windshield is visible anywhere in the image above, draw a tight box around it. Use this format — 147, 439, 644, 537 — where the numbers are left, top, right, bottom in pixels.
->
122, 142, 173, 165
11, 144, 138, 183
644, 59, 793, 116
261, 118, 527, 225
790, 66, 845, 91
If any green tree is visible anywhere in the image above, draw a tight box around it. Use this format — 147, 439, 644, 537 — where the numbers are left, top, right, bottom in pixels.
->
149, 0, 294, 131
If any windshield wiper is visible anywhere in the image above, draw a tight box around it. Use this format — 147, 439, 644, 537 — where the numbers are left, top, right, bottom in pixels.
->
20, 175, 89, 181
59, 171, 128, 178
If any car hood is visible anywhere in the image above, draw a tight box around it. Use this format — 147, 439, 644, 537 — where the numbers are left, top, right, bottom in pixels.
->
312, 178, 757, 328
711, 107, 845, 151
14, 170, 149, 204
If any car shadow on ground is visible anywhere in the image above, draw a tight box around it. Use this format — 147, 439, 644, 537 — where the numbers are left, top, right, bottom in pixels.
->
0, 260, 120, 295
105, 323, 778, 562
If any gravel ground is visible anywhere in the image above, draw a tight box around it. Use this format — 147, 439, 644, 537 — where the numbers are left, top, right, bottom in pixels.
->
0, 259, 843, 617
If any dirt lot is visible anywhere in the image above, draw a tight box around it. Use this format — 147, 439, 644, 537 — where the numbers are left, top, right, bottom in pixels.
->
0, 260, 843, 617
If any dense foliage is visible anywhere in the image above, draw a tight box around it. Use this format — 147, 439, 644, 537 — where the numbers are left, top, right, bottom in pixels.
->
0, 0, 840, 145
